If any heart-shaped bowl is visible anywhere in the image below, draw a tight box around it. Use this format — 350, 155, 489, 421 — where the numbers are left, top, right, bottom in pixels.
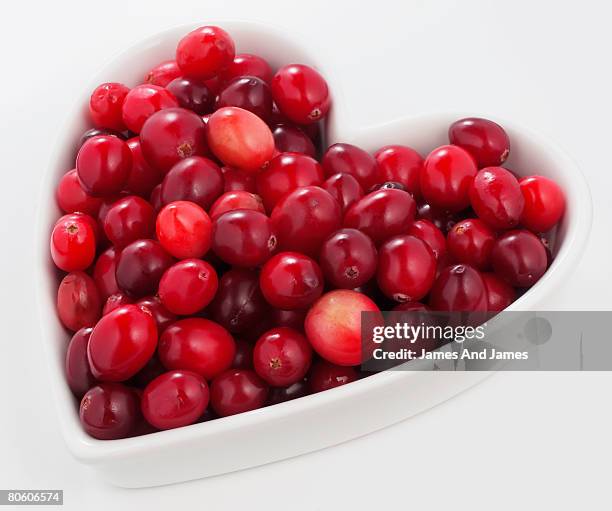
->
36, 21, 592, 488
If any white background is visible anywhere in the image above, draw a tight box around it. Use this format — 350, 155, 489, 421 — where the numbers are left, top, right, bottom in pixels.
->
1, 0, 611, 509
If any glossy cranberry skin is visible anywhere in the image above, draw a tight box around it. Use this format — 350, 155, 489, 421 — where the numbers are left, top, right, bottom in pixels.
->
122, 84, 178, 133
447, 218, 495, 270
207, 106, 275, 173
377, 235, 437, 302
519, 176, 566, 232
305, 289, 381, 366
56, 169, 103, 216
142, 370, 209, 430
209, 191, 265, 219
271, 186, 342, 257
65, 327, 97, 397
344, 189, 416, 246
125, 137, 163, 197
271, 64, 330, 124
429, 264, 488, 311
176, 26, 235, 80
144, 60, 181, 87
271, 308, 307, 331
449, 117, 510, 168
309, 361, 358, 393
89, 82, 130, 131
253, 327, 312, 387
88, 304, 158, 381
374, 145, 423, 198
93, 247, 120, 299
407, 219, 447, 260
221, 53, 273, 84
322, 143, 381, 190
216, 76, 273, 122
481, 273, 516, 311
322, 173, 364, 214
272, 125, 316, 157
166, 77, 213, 115
76, 135, 132, 197
103, 292, 133, 316
156, 201, 212, 259
80, 383, 139, 439
222, 166, 257, 193
319, 228, 377, 289
210, 369, 268, 417
491, 230, 547, 287
102, 195, 155, 248
57, 271, 101, 331
267, 380, 308, 404
115, 239, 174, 297
260, 252, 324, 310
211, 209, 277, 267
140, 108, 208, 174
136, 296, 177, 332
470, 167, 524, 229
50, 213, 96, 271
158, 259, 218, 315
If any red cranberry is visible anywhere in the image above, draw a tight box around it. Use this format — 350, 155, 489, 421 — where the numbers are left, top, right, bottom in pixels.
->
76, 135, 132, 196
125, 137, 163, 198
89, 82, 130, 131
210, 369, 268, 417
271, 186, 341, 257
144, 60, 181, 87
253, 327, 312, 386
232, 338, 254, 369
166, 77, 213, 115
407, 219, 447, 260
141, 370, 209, 430
135, 295, 177, 332
308, 360, 358, 393
267, 380, 308, 404
429, 264, 488, 311
344, 189, 416, 246
260, 252, 324, 310
449, 117, 510, 168
80, 383, 139, 439
222, 166, 257, 193
156, 201, 212, 259
115, 239, 174, 297
56, 169, 102, 216
491, 230, 547, 287
50, 213, 96, 271
216, 76, 273, 122
319, 228, 377, 289
272, 125, 316, 157
140, 108, 208, 173
322, 143, 381, 190
158, 259, 218, 315
93, 247, 120, 299
102, 195, 155, 248
421, 145, 477, 212
88, 304, 158, 381
209, 191, 265, 219
519, 175, 566, 232
102, 292, 133, 315
221, 53, 273, 84
176, 26, 235, 80
322, 173, 364, 213
122, 84, 178, 133
481, 273, 516, 311
271, 308, 307, 331
207, 106, 275, 172
271, 64, 330, 124
447, 218, 495, 270
65, 327, 97, 397
57, 272, 101, 331
374, 145, 423, 198
470, 167, 524, 229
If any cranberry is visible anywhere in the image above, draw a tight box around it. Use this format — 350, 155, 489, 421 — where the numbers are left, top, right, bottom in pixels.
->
322, 143, 381, 190
135, 295, 177, 332
232, 338, 254, 369
377, 235, 437, 302
207, 106, 275, 172
121, 84, 178, 133
271, 186, 341, 257
211, 209, 277, 267
210, 269, 269, 333
481, 273, 516, 311
142, 370, 209, 430
271, 308, 307, 331
158, 259, 218, 315
253, 327, 312, 386
267, 380, 308, 404
319, 228, 377, 289
140, 108, 208, 173
271, 64, 330, 124
220, 53, 273, 84
305, 289, 380, 366
78, 128, 125, 148
150, 184, 163, 211
50, 213, 96, 271
65, 327, 97, 397
407, 219, 447, 260
308, 361, 358, 393
156, 201, 212, 259
470, 167, 524, 229
209, 191, 265, 219
421, 145, 477, 212
222, 166, 257, 193
417, 202, 462, 234
57, 272, 101, 331
176, 26, 235, 80
89, 82, 130, 131
210, 369, 268, 417
88, 304, 158, 381
322, 173, 364, 213
491, 230, 547, 287
166, 77, 213, 115
144, 60, 182, 87
374, 145, 423, 198
80, 383, 140, 439
449, 117, 510, 168
216, 76, 273, 122
93, 247, 120, 299
125, 137, 163, 198
56, 169, 103, 216
128, 356, 167, 388
429, 264, 488, 311
519, 175, 566, 232
272, 125, 316, 157
76, 135, 132, 196
260, 252, 324, 310
447, 218, 495, 270
369, 181, 405, 192
102, 195, 155, 248
115, 239, 174, 297
103, 292, 133, 315
344, 189, 416, 246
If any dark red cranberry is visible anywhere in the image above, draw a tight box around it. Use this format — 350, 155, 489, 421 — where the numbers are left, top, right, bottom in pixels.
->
416, 202, 462, 234
136, 295, 177, 332
122, 84, 179, 133
93, 247, 120, 299
232, 338, 254, 369
77, 135, 132, 197
210, 369, 268, 417
50, 213, 97, 271
447, 218, 496, 270
481, 273, 516, 311
470, 167, 524, 229
176, 26, 235, 80
322, 173, 364, 213
369, 181, 405, 192
56, 169, 103, 216
322, 143, 381, 190
267, 380, 308, 404
222, 166, 257, 193
144, 60, 181, 87
429, 264, 488, 311
80, 383, 140, 439
209, 191, 265, 219
158, 259, 218, 315
519, 175, 566, 233
128, 356, 167, 388
374, 144, 423, 198
272, 125, 316, 157
166, 77, 213, 115
216, 76, 273, 122
407, 219, 447, 260
115, 239, 174, 297
271, 308, 307, 331
125, 137, 163, 197
102, 292, 133, 315
149, 184, 163, 211
65, 327, 97, 397
102, 195, 155, 248
89, 82, 130, 131
449, 117, 510, 168
308, 361, 358, 393
78, 128, 125, 148
156, 200, 212, 259
220, 53, 273, 84
491, 230, 548, 288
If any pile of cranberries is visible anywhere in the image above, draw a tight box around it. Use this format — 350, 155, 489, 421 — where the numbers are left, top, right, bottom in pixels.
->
51, 25, 566, 440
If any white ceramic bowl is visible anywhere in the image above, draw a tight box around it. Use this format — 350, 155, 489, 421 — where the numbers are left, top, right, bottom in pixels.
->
36, 21, 592, 488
